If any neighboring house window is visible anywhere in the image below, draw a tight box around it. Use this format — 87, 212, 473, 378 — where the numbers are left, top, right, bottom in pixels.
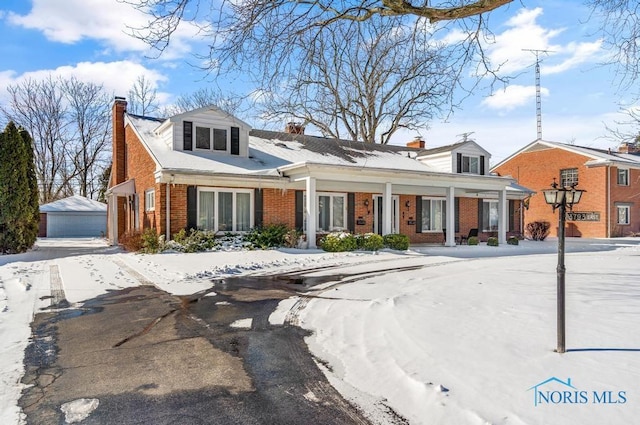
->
198, 188, 252, 232
196, 126, 211, 149
145, 189, 155, 212
560, 168, 578, 187
618, 169, 629, 186
617, 205, 630, 225
482, 200, 499, 232
462, 155, 480, 174
420, 198, 446, 231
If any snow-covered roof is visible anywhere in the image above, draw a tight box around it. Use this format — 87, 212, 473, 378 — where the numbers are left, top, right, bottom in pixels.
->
492, 139, 640, 171
40, 195, 107, 213
127, 115, 435, 176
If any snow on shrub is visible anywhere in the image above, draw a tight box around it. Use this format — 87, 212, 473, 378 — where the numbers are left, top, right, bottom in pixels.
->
357, 233, 384, 251
383, 233, 409, 250
320, 232, 358, 252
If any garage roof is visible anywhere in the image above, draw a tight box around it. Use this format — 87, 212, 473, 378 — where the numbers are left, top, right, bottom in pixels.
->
40, 195, 107, 213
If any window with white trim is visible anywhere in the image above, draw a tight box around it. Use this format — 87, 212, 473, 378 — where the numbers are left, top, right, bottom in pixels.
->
482, 200, 499, 232
194, 126, 228, 152
462, 155, 480, 174
420, 198, 446, 231
560, 168, 578, 187
618, 169, 629, 186
617, 205, 630, 225
198, 188, 252, 232
303, 192, 347, 232
318, 193, 346, 231
145, 189, 155, 212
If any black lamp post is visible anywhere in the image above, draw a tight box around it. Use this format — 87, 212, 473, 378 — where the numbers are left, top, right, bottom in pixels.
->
542, 180, 584, 353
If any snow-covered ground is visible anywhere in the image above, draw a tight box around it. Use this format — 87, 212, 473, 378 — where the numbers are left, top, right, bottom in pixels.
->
2, 237, 640, 424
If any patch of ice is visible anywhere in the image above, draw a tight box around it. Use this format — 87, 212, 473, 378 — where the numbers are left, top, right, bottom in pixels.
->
229, 318, 253, 329
303, 391, 320, 403
269, 297, 300, 325
60, 398, 99, 423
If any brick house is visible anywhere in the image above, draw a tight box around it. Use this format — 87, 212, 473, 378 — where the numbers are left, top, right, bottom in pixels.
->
107, 98, 530, 248
492, 140, 640, 238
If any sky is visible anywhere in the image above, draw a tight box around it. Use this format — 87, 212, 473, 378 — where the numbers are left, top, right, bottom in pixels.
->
2, 237, 640, 424
0, 0, 636, 164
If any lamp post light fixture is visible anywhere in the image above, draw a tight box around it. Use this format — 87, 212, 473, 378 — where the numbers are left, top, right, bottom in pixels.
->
542, 180, 584, 353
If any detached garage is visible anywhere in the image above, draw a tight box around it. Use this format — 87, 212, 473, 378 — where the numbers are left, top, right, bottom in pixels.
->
39, 195, 107, 238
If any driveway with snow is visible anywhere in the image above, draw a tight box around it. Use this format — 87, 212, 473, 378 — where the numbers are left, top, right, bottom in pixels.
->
2, 237, 640, 425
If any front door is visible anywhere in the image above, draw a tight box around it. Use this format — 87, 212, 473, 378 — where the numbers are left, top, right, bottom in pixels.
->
373, 195, 399, 235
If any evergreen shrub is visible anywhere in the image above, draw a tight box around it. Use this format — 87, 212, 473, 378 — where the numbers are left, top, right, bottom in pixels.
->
383, 233, 410, 250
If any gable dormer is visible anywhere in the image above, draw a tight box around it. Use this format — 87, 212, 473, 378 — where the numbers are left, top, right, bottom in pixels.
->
416, 140, 491, 175
156, 106, 251, 157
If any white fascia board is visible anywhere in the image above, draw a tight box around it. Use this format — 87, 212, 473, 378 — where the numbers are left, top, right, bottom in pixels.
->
281, 162, 515, 191
584, 159, 640, 169
168, 105, 252, 129
154, 169, 287, 188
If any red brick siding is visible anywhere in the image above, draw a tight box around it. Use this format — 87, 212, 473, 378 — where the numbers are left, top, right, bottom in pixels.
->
263, 189, 296, 228
493, 147, 618, 238
123, 125, 161, 235
609, 166, 640, 236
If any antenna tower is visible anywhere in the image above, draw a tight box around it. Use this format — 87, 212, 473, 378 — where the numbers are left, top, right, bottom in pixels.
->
522, 49, 553, 140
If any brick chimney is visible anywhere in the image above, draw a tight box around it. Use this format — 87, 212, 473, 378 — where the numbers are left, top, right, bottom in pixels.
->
406, 136, 425, 149
618, 142, 640, 154
285, 122, 305, 135
112, 97, 127, 186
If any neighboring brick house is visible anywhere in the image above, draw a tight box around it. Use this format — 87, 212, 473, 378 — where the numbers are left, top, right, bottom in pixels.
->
107, 98, 530, 248
492, 140, 640, 238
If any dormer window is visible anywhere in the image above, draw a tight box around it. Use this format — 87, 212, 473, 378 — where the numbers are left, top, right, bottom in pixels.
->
196, 126, 227, 151
196, 126, 211, 149
185, 121, 238, 155
462, 155, 479, 174
456, 153, 485, 175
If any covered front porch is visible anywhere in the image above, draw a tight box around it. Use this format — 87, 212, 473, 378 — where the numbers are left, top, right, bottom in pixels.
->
279, 162, 532, 249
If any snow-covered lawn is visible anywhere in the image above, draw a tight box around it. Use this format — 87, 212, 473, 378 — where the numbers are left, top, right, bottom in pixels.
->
2, 237, 640, 424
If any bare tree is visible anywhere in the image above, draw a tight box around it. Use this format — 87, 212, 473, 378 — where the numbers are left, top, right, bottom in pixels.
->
127, 0, 511, 54
259, 17, 457, 144
162, 87, 242, 116
127, 75, 159, 116
605, 107, 640, 145
126, 0, 504, 89
2, 77, 72, 203
2, 76, 113, 203
587, 0, 640, 89
62, 78, 112, 198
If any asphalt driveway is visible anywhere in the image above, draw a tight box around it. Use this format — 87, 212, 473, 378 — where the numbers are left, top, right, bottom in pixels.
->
19, 274, 370, 424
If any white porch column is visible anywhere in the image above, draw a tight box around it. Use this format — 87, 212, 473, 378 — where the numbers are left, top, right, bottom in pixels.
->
165, 183, 171, 241
306, 177, 317, 248
498, 188, 508, 244
446, 186, 456, 247
383, 182, 392, 235
107, 194, 117, 245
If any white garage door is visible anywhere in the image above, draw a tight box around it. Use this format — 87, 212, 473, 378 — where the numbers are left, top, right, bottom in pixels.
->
47, 213, 107, 238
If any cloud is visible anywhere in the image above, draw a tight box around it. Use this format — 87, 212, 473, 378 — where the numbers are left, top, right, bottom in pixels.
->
0, 61, 170, 104
6, 0, 201, 59
487, 7, 602, 76
482, 85, 549, 111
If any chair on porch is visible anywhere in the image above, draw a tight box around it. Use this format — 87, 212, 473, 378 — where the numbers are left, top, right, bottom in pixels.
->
458, 228, 478, 245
